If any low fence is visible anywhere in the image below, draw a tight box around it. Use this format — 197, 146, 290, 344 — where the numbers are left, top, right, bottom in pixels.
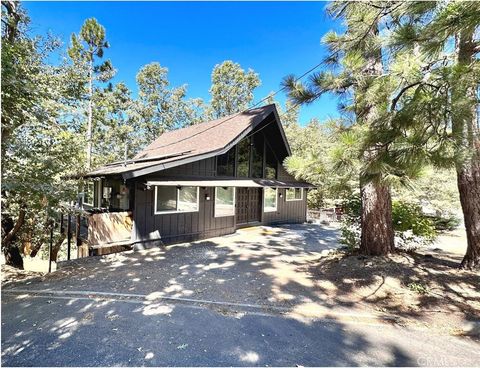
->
39, 211, 90, 272
308, 208, 344, 223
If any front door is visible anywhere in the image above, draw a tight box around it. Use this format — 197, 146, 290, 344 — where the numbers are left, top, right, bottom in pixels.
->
236, 188, 261, 225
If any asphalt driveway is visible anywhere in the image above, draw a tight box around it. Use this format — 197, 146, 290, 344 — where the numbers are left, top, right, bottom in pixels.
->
3, 223, 344, 312
2, 223, 480, 366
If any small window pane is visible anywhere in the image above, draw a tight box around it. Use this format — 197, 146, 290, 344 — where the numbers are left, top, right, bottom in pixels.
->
251, 133, 264, 178
286, 188, 295, 201
286, 188, 302, 201
265, 144, 277, 179
217, 146, 235, 176
178, 186, 198, 212
264, 187, 277, 212
237, 138, 250, 177
295, 188, 302, 199
156, 186, 177, 212
84, 181, 94, 205
215, 187, 235, 217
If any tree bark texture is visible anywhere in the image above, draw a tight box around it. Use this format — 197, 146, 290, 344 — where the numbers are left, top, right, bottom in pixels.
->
86, 60, 93, 169
453, 30, 480, 269
1, 209, 26, 269
360, 179, 395, 255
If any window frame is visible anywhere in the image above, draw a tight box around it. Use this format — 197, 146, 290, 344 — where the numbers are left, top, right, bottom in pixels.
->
264, 141, 278, 180
236, 137, 251, 178
214, 187, 236, 218
263, 187, 278, 213
154, 186, 200, 215
83, 181, 95, 207
286, 188, 303, 202
216, 146, 236, 177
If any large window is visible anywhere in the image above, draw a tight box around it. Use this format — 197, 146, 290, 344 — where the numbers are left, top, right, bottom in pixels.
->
263, 187, 277, 212
251, 134, 264, 178
237, 138, 250, 177
155, 186, 199, 214
218, 132, 277, 179
83, 181, 95, 206
215, 187, 235, 217
216, 146, 235, 176
265, 143, 277, 179
286, 188, 303, 201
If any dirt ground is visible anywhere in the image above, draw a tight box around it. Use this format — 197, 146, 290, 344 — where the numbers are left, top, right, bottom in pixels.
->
1, 264, 44, 287
306, 249, 479, 333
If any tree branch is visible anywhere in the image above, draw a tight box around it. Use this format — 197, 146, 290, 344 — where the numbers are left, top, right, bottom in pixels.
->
390, 81, 422, 111
2, 208, 26, 247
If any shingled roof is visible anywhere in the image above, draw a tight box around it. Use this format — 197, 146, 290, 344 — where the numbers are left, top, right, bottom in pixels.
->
85, 104, 290, 180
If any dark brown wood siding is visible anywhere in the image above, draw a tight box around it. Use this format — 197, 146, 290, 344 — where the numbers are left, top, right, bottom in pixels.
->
262, 188, 307, 225
132, 184, 235, 245
145, 157, 216, 179
131, 159, 307, 246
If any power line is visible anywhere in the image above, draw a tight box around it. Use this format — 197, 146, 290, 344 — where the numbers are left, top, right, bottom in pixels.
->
135, 61, 323, 155
249, 60, 323, 110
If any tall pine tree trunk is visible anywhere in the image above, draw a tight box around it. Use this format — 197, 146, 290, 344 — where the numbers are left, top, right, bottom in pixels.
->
453, 30, 480, 269
86, 60, 93, 169
358, 21, 395, 256
457, 158, 480, 269
360, 179, 395, 255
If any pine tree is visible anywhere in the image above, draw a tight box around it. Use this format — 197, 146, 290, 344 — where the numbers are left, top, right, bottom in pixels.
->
133, 62, 205, 148
67, 18, 114, 169
387, 1, 480, 268
284, 1, 399, 255
208, 60, 261, 118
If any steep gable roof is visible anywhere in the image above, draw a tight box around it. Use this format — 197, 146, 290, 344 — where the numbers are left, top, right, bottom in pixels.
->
85, 104, 291, 180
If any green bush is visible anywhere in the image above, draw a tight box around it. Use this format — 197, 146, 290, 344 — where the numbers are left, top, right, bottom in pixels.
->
341, 194, 361, 218
392, 201, 436, 239
340, 220, 360, 252
429, 214, 461, 231
339, 196, 438, 250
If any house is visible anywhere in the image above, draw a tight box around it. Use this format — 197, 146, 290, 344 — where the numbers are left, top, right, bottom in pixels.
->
79, 104, 313, 253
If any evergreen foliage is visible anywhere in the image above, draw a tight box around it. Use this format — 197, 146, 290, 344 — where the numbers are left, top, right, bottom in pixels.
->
208, 60, 261, 118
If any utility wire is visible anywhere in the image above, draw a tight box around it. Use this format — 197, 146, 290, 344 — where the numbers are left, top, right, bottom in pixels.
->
135, 61, 323, 155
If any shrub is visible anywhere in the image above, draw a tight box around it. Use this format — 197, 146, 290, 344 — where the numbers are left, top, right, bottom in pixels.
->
429, 214, 461, 231
341, 194, 361, 218
392, 201, 436, 239
339, 196, 438, 251
340, 220, 361, 252
339, 195, 362, 252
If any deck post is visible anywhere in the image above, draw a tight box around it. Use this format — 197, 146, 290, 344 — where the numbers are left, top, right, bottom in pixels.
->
67, 214, 72, 260
48, 221, 54, 273
59, 213, 64, 234
75, 214, 81, 247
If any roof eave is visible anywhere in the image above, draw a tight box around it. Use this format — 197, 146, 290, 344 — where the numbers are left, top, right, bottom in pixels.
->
83, 104, 289, 181
122, 105, 278, 180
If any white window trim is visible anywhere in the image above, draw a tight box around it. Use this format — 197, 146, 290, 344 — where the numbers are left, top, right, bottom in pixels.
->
154, 186, 200, 215
263, 187, 278, 213
214, 187, 236, 217
83, 181, 95, 207
286, 187, 303, 202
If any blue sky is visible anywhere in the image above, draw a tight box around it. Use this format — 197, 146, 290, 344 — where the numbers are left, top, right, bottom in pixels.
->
24, 1, 341, 125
